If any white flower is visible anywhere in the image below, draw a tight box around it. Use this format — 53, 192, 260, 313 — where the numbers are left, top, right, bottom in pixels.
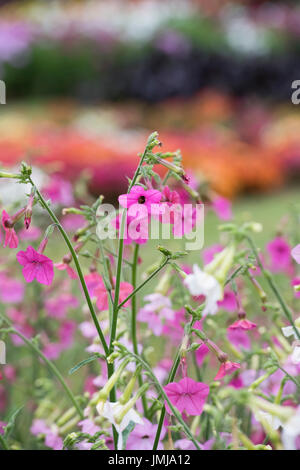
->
281, 326, 300, 340
282, 407, 300, 450
100, 401, 143, 450
184, 264, 222, 316
291, 345, 300, 365
254, 410, 281, 431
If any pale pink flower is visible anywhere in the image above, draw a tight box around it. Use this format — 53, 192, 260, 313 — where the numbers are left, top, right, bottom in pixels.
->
126, 419, 166, 450
17, 245, 54, 285
228, 318, 257, 331
212, 196, 232, 221
0, 274, 24, 303
291, 245, 300, 264
164, 377, 209, 416
19, 225, 42, 241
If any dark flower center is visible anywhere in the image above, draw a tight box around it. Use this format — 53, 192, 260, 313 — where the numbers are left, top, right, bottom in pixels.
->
138, 195, 146, 204
142, 435, 150, 439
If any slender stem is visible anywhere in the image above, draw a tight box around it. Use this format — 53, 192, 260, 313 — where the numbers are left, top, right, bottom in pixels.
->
29, 177, 109, 356
1, 315, 84, 419
118, 257, 169, 310
277, 365, 300, 390
131, 244, 148, 417
0, 433, 9, 450
153, 350, 180, 450
246, 235, 300, 341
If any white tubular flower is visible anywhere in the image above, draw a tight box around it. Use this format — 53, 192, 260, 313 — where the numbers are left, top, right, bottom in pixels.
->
282, 407, 300, 450
254, 410, 281, 431
184, 264, 222, 316
291, 345, 300, 365
281, 326, 300, 340
101, 401, 143, 450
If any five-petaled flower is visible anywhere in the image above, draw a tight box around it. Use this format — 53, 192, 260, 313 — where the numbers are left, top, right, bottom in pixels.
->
164, 377, 209, 416
17, 245, 54, 286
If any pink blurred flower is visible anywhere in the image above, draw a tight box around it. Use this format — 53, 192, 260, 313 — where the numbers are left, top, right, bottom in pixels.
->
126, 419, 166, 450
195, 343, 210, 367
292, 245, 300, 264
267, 237, 292, 273
164, 377, 209, 416
42, 176, 74, 206
202, 244, 223, 265
217, 288, 237, 312
214, 360, 240, 381
227, 328, 251, 350
211, 196, 232, 221
17, 245, 54, 285
45, 294, 78, 318
0, 421, 6, 435
19, 225, 42, 241
94, 277, 133, 311
2, 210, 18, 248
0, 274, 24, 303
54, 260, 77, 279
228, 316, 257, 331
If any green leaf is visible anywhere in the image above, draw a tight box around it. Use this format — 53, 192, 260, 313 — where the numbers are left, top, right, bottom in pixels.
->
69, 354, 102, 375
122, 421, 136, 449
4, 406, 23, 438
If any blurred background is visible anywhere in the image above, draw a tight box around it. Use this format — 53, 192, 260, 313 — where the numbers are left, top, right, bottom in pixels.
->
0, 0, 299, 231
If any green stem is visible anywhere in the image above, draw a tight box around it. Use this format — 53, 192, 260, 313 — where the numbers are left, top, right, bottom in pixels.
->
118, 257, 169, 310
0, 433, 9, 450
153, 350, 180, 450
1, 315, 84, 419
246, 235, 300, 341
131, 244, 148, 417
29, 177, 109, 356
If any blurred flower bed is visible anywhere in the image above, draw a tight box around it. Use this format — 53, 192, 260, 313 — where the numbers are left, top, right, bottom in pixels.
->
0, 91, 299, 200
0, 0, 300, 101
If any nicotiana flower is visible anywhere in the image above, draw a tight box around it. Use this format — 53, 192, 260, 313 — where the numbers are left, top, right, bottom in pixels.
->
184, 264, 222, 316
214, 360, 241, 381
211, 196, 232, 221
30, 419, 63, 450
228, 312, 257, 331
2, 209, 19, 248
282, 407, 300, 450
17, 245, 54, 286
281, 325, 300, 364
126, 419, 166, 450
138, 293, 174, 336
266, 237, 292, 273
164, 377, 209, 416
291, 244, 300, 264
100, 401, 143, 450
118, 185, 162, 211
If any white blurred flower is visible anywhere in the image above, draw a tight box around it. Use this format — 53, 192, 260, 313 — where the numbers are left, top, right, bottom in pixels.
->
184, 264, 222, 316
282, 407, 300, 450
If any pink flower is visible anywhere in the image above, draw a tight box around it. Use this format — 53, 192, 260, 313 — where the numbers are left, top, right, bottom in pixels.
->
94, 277, 133, 311
292, 245, 300, 264
0, 421, 7, 435
164, 377, 209, 416
126, 419, 166, 450
214, 361, 241, 381
2, 210, 18, 248
17, 245, 54, 285
211, 196, 232, 221
227, 328, 251, 350
0, 274, 24, 303
228, 317, 257, 331
267, 237, 292, 273
54, 261, 77, 279
19, 225, 42, 241
45, 294, 78, 318
217, 289, 237, 312
195, 343, 210, 367
42, 175, 74, 206
118, 185, 162, 211
112, 213, 148, 245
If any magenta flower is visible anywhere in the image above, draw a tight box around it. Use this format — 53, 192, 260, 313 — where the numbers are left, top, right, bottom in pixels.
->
195, 343, 210, 367
164, 377, 209, 416
291, 245, 300, 264
267, 236, 292, 272
214, 361, 241, 381
212, 196, 232, 221
118, 185, 162, 211
17, 246, 54, 285
54, 261, 77, 279
228, 316, 257, 331
291, 278, 300, 299
94, 277, 133, 311
217, 288, 237, 312
2, 210, 18, 248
